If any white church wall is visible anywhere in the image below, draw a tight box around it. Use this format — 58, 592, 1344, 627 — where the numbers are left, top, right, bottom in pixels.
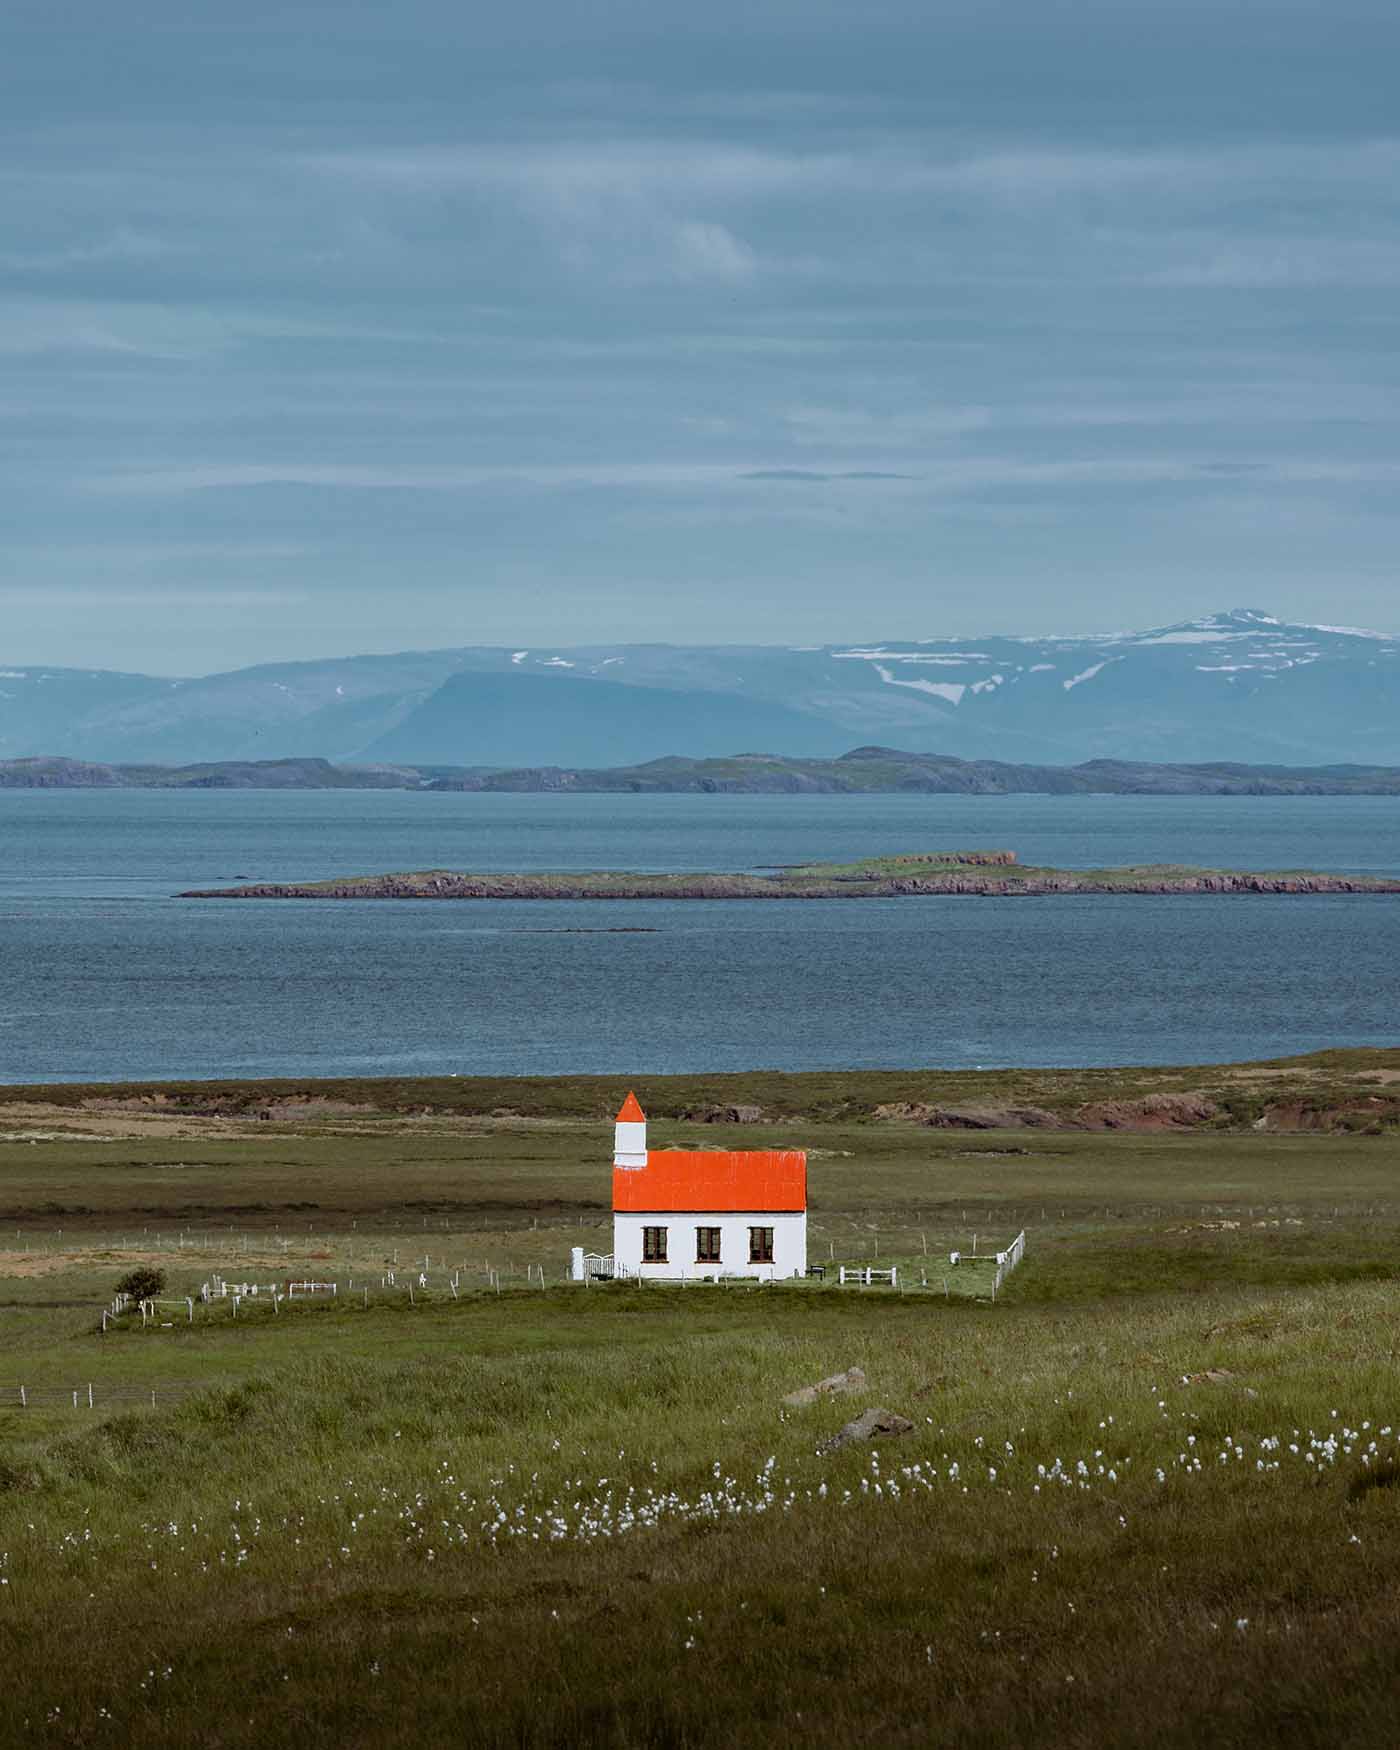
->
613, 1211, 806, 1281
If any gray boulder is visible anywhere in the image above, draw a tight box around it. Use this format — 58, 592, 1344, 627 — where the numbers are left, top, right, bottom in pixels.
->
783, 1365, 866, 1408
817, 1406, 915, 1455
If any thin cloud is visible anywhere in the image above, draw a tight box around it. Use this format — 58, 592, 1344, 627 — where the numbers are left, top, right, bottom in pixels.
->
97, 457, 1400, 499
739, 468, 916, 481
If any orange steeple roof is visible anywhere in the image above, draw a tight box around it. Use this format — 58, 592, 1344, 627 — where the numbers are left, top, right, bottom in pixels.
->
616, 1091, 646, 1122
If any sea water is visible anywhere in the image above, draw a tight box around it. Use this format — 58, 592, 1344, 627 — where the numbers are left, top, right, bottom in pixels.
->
1, 789, 1397, 1082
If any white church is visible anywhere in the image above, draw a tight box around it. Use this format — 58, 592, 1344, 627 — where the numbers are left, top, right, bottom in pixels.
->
579, 1092, 807, 1281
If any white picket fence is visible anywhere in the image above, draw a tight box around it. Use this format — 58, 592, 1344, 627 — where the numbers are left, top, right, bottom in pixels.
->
202, 1276, 280, 1301
837, 1265, 898, 1287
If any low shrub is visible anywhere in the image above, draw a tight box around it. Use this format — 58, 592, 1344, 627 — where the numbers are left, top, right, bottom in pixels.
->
115, 1264, 165, 1301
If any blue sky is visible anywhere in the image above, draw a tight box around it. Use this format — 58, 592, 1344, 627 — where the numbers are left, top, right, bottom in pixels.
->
4, 0, 1399, 672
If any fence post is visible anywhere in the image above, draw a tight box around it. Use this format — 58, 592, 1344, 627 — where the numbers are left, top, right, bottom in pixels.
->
19, 1385, 25, 1409
88, 1383, 94, 1409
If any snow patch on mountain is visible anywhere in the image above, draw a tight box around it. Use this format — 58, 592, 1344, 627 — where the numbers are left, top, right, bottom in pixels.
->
1063, 660, 1117, 691
1302, 623, 1397, 641
1136, 631, 1246, 645
833, 649, 990, 665
873, 663, 965, 705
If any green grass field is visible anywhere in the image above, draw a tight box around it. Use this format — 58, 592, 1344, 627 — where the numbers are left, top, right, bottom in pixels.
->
4, 1066, 1400, 1745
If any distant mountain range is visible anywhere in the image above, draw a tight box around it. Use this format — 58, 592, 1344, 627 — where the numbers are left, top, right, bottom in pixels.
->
5, 608, 1400, 767
8, 749, 1400, 797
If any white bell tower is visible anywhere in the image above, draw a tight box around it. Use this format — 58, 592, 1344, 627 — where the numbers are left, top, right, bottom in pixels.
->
614, 1091, 647, 1169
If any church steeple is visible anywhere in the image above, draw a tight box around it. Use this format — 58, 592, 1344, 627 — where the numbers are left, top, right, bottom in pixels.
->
614, 1092, 647, 1168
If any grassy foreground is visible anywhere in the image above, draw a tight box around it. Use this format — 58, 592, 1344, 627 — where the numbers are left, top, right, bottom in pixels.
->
4, 1073, 1400, 1744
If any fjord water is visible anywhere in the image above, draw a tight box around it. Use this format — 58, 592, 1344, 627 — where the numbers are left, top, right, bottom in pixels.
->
2, 789, 1398, 1083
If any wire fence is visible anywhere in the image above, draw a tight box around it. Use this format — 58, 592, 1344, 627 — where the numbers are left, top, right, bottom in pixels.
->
1, 1381, 206, 1411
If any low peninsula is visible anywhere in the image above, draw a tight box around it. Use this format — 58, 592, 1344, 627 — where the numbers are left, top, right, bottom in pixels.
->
179, 849, 1400, 900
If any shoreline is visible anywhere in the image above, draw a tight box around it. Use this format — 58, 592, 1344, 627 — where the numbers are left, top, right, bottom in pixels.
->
4, 1045, 1399, 1134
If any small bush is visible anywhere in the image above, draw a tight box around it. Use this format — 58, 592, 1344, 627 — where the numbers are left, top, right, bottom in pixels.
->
115, 1264, 165, 1302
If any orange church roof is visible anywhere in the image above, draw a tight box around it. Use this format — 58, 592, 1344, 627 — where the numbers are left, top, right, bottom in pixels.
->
613, 1149, 806, 1213
615, 1091, 646, 1122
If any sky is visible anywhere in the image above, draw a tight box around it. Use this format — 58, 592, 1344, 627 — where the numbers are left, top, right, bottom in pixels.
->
4, 0, 1400, 674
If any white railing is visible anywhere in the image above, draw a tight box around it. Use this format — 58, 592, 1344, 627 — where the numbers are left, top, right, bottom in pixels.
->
947, 1231, 1027, 1299
837, 1265, 897, 1287
994, 1230, 1027, 1294
577, 1252, 625, 1281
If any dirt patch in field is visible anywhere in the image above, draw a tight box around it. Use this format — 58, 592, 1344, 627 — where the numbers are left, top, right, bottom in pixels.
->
0, 1100, 589, 1142
1222, 1066, 1400, 1088
0, 1247, 171, 1278
1075, 1093, 1221, 1131
1222, 1068, 1323, 1084
0, 1102, 254, 1140
1253, 1098, 1400, 1132
874, 1093, 1222, 1131
0, 1129, 116, 1144
259, 1099, 373, 1121
874, 1100, 1062, 1127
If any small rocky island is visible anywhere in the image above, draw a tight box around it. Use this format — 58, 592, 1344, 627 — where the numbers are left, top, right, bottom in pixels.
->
180, 849, 1400, 900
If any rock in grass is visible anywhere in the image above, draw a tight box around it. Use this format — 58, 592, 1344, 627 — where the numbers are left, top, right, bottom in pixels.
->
922, 1105, 1062, 1130
817, 1406, 914, 1455
682, 1102, 767, 1124
783, 1365, 867, 1408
